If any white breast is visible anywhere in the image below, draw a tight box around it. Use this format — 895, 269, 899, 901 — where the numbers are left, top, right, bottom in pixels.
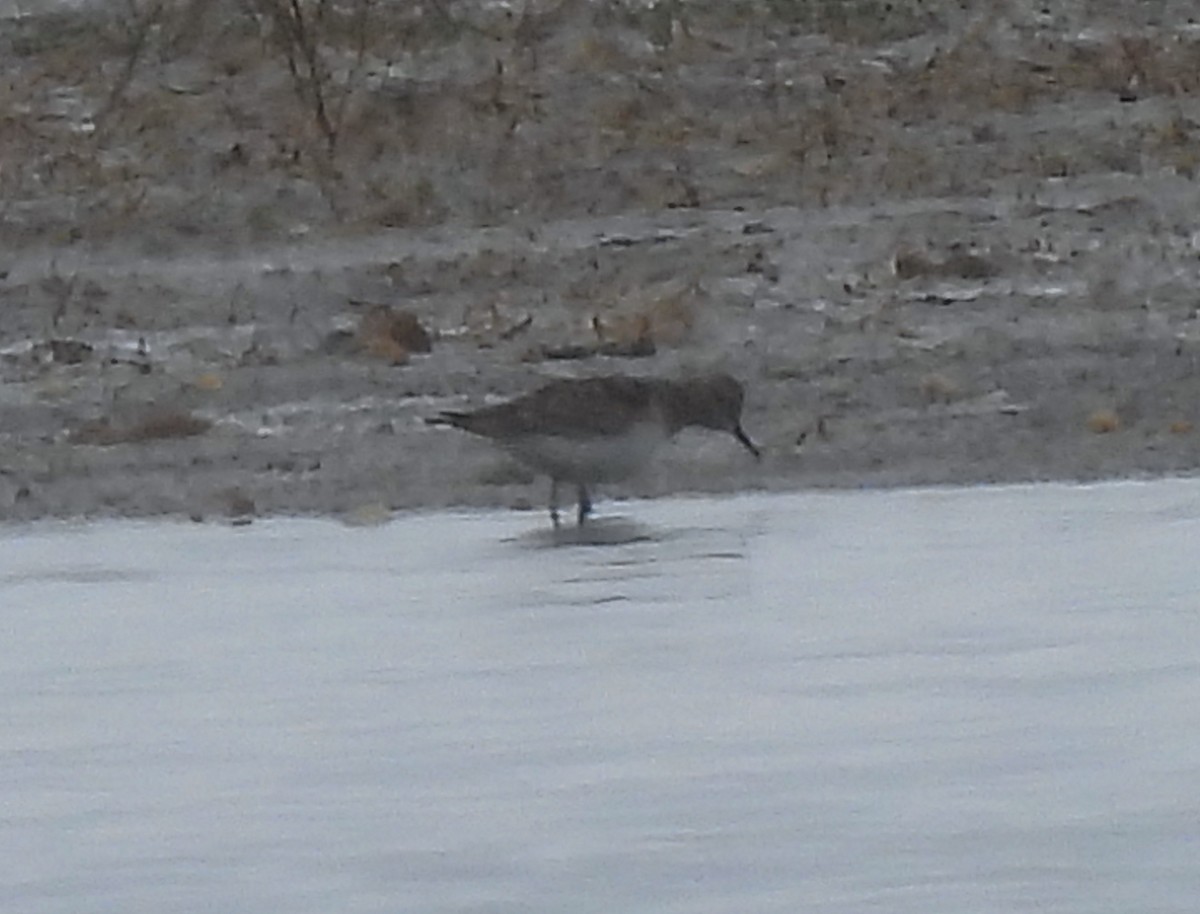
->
505, 421, 669, 483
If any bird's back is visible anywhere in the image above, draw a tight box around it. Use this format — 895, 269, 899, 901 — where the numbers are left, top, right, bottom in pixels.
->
441, 376, 659, 441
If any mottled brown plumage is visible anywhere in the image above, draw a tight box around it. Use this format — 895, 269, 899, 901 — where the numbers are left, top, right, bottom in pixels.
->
429, 373, 759, 527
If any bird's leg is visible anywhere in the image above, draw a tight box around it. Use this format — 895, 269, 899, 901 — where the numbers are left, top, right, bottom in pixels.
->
549, 478, 561, 529
576, 483, 592, 526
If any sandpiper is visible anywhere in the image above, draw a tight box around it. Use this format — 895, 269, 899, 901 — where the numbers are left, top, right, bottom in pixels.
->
428, 373, 760, 527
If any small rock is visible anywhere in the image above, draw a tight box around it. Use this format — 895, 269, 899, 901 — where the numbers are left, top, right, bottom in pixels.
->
222, 488, 257, 520
358, 304, 432, 355
343, 503, 392, 527
193, 372, 224, 391
43, 339, 93, 364
919, 373, 961, 403
363, 335, 410, 365
1086, 409, 1120, 434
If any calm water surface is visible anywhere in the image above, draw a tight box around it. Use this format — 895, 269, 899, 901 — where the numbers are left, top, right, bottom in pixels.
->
3, 481, 1200, 913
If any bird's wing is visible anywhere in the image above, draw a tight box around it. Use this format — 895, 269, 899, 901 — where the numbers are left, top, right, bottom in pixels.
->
452, 377, 656, 440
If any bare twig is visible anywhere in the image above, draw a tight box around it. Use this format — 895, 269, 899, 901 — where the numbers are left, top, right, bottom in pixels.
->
95, 0, 168, 132
330, 0, 373, 135
237, 0, 381, 217
248, 0, 341, 153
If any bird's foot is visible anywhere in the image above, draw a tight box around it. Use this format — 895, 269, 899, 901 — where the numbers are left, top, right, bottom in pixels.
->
576, 483, 592, 527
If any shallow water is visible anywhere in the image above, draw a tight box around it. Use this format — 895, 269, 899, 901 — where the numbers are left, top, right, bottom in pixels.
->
4, 480, 1200, 913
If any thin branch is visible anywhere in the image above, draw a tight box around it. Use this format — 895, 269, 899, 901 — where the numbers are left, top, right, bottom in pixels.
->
95, 0, 167, 131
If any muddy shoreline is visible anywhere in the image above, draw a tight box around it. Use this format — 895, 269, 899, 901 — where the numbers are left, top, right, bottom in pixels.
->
3, 2, 1200, 524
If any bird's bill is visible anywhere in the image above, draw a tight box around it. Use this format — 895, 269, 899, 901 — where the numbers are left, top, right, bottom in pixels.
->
734, 425, 761, 459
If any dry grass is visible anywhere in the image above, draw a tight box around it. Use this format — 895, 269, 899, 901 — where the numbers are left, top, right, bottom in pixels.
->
592, 279, 698, 348
71, 411, 212, 446
355, 304, 433, 364
1086, 408, 1121, 434
2, 2, 1197, 246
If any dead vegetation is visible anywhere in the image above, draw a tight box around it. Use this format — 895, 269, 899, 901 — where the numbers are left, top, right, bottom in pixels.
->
354, 304, 433, 364
0, 3, 1196, 519
894, 248, 1001, 282
2, 1, 1198, 249
70, 411, 212, 446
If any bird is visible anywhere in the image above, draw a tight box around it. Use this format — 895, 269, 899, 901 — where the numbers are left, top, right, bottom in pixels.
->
427, 373, 760, 527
